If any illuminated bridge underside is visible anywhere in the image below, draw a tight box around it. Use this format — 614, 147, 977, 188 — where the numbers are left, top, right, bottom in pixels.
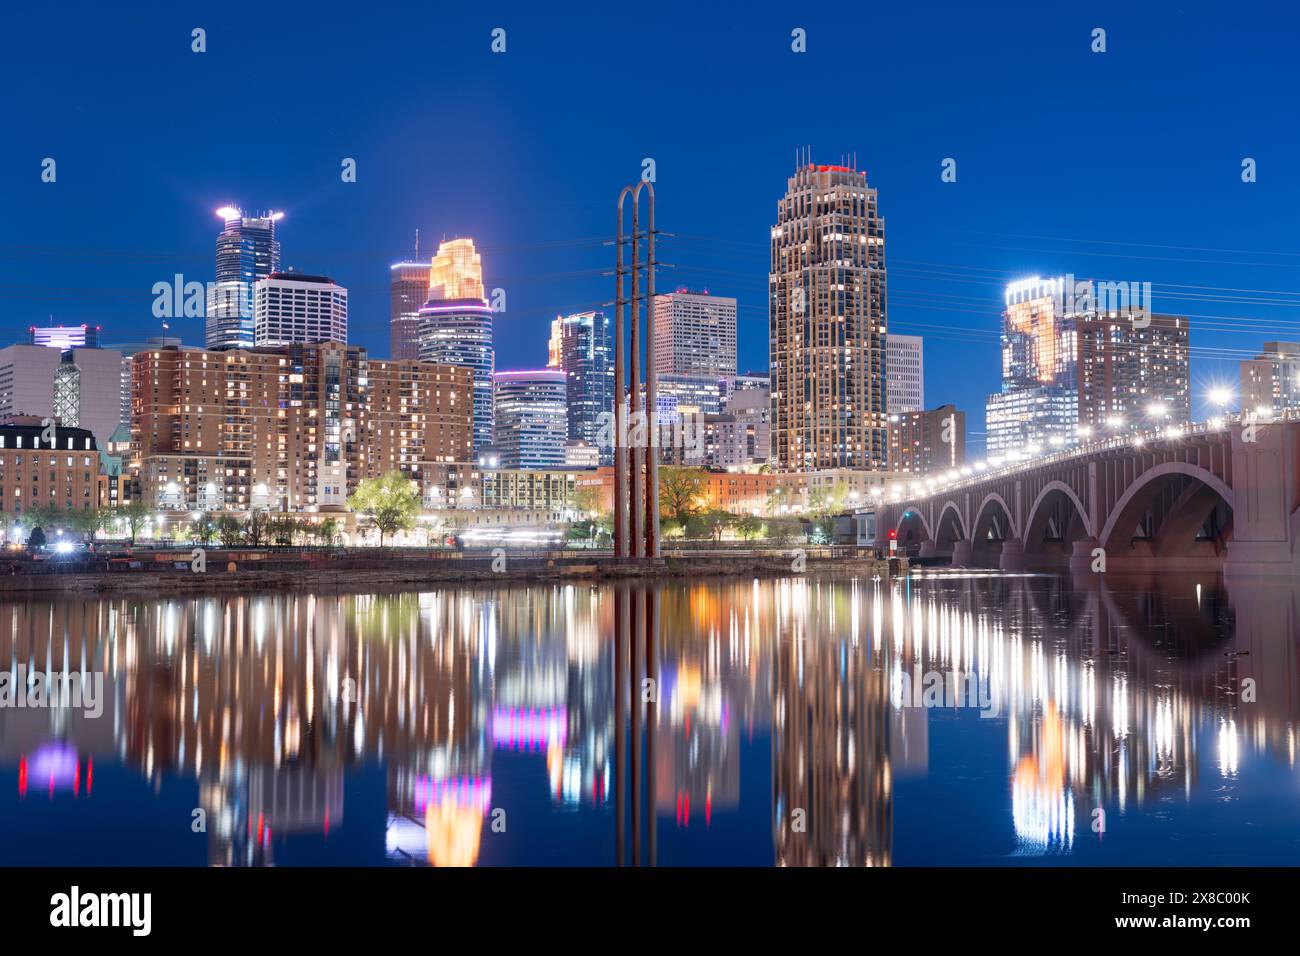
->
880, 421, 1300, 576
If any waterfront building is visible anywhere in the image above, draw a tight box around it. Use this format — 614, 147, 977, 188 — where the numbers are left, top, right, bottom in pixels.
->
886, 334, 924, 414
130, 343, 471, 511
985, 276, 1189, 457
206, 207, 282, 350
653, 289, 737, 377
491, 370, 567, 470
0, 417, 99, 514
887, 404, 965, 476
1240, 341, 1300, 417
769, 161, 888, 471
548, 311, 614, 465
254, 272, 348, 347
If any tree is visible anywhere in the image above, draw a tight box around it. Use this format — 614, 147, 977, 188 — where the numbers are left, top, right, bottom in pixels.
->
268, 515, 298, 548
117, 500, 151, 546
736, 514, 762, 541
69, 506, 112, 543
191, 513, 218, 546
807, 482, 849, 542
216, 515, 244, 547
659, 466, 707, 523
27, 525, 46, 552
316, 516, 341, 548
347, 471, 420, 547
244, 509, 268, 548
573, 486, 606, 519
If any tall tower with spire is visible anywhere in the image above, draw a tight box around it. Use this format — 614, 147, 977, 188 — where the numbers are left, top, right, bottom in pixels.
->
389, 231, 432, 360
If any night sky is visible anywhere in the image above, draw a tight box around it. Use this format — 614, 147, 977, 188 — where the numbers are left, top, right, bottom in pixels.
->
4, 0, 1299, 453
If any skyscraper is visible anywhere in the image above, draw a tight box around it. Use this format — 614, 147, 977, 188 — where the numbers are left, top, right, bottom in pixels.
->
885, 334, 924, 414
390, 257, 431, 360
653, 289, 737, 377
492, 370, 567, 469
253, 272, 348, 346
206, 207, 282, 350
985, 276, 1190, 456
547, 311, 614, 465
769, 160, 887, 472
417, 238, 495, 452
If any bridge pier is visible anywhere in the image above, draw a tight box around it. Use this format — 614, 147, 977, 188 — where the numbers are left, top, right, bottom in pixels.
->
998, 539, 1025, 572
918, 541, 938, 559
951, 539, 973, 567
1070, 538, 1100, 574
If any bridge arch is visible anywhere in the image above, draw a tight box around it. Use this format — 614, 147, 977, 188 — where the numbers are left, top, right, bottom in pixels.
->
933, 500, 967, 553
1098, 462, 1234, 555
1024, 480, 1093, 555
972, 492, 1018, 541
895, 507, 931, 551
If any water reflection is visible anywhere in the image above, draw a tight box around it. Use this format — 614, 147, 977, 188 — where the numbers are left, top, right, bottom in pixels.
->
0, 571, 1296, 866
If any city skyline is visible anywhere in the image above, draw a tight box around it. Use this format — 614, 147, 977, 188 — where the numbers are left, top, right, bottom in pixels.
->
7, 4, 1300, 458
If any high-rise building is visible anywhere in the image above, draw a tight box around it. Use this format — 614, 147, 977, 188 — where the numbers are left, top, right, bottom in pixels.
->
547, 311, 614, 465
492, 370, 567, 470
30, 324, 100, 350
253, 272, 348, 347
886, 334, 924, 414
418, 239, 494, 452
985, 277, 1189, 457
390, 259, 431, 360
769, 161, 887, 472
109, 337, 183, 430
888, 404, 965, 476
130, 343, 472, 511
653, 289, 737, 377
206, 207, 283, 350
0, 344, 123, 449
1239, 342, 1300, 417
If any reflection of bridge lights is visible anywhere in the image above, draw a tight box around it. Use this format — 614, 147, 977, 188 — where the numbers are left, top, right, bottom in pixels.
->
1154, 695, 1175, 765
1218, 719, 1240, 777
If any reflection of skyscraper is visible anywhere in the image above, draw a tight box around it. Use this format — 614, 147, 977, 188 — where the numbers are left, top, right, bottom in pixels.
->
418, 239, 494, 451
207, 207, 282, 350
773, 626, 892, 866
548, 311, 614, 465
769, 161, 888, 472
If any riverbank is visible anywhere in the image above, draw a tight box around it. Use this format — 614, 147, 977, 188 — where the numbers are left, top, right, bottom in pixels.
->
0, 553, 904, 598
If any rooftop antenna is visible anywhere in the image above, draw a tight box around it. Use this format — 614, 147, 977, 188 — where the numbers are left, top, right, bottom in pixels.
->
415, 229, 420, 260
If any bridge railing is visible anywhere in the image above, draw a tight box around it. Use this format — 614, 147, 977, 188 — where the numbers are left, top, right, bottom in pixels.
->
884, 410, 1273, 504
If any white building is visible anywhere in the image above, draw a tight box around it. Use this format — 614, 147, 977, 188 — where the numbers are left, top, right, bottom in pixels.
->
0, 344, 123, 448
653, 289, 737, 377
254, 272, 348, 347
886, 334, 924, 414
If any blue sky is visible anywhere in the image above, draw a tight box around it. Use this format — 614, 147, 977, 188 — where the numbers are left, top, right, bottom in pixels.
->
4, 0, 1299, 452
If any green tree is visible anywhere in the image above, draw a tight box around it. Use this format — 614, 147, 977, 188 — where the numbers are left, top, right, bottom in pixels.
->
316, 516, 341, 548
736, 513, 762, 541
244, 509, 269, 548
191, 513, 218, 546
216, 515, 244, 547
659, 466, 707, 523
267, 514, 298, 547
117, 500, 151, 546
69, 506, 112, 543
347, 471, 420, 547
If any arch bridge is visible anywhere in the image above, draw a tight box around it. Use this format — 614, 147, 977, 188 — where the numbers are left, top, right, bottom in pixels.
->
878, 418, 1300, 576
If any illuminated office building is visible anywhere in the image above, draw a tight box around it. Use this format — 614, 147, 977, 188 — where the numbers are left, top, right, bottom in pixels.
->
547, 311, 613, 465
206, 207, 283, 350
